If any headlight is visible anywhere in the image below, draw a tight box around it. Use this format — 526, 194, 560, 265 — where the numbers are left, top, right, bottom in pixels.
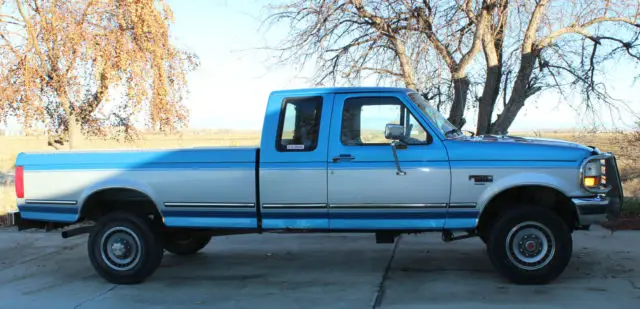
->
584, 160, 602, 177
580, 153, 614, 194
582, 159, 604, 189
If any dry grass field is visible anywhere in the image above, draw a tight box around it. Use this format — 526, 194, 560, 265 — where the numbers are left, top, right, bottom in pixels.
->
1, 129, 639, 221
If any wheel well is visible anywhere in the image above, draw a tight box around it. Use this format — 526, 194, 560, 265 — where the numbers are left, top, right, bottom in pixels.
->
79, 188, 162, 222
477, 185, 578, 238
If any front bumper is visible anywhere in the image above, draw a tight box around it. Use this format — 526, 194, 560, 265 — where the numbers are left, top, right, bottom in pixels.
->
572, 196, 621, 225
573, 152, 624, 226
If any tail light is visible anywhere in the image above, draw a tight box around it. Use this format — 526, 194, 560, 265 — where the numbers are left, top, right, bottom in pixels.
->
15, 166, 24, 198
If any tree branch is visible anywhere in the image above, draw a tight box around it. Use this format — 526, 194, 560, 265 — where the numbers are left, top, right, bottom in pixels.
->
537, 16, 640, 48
15, 0, 49, 74
522, 0, 550, 52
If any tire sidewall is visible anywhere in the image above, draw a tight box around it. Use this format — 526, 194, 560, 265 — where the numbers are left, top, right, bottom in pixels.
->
88, 212, 164, 284
487, 206, 573, 285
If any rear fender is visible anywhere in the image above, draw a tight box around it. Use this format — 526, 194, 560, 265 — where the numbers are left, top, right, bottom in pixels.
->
78, 178, 162, 215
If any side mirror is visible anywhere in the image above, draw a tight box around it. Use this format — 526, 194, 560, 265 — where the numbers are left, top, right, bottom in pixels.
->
385, 123, 407, 176
384, 124, 404, 140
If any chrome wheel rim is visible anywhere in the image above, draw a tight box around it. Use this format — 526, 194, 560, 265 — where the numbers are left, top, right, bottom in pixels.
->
505, 221, 555, 271
100, 226, 142, 271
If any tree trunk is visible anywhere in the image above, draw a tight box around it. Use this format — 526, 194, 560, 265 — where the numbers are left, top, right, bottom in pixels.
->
448, 71, 470, 128
476, 0, 507, 136
67, 113, 82, 150
476, 64, 502, 135
59, 94, 82, 150
391, 38, 417, 90
490, 51, 538, 134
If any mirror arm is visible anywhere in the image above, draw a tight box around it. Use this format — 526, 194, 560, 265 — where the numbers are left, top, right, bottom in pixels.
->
390, 141, 406, 176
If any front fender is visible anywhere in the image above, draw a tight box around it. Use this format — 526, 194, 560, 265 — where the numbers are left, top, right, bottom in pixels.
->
476, 172, 573, 211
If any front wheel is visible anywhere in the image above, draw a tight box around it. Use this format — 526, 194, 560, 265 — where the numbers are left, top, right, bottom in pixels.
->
486, 205, 572, 285
87, 212, 164, 284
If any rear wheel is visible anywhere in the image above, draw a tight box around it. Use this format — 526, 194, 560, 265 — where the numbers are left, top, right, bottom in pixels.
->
486, 205, 572, 285
164, 231, 212, 255
87, 211, 164, 284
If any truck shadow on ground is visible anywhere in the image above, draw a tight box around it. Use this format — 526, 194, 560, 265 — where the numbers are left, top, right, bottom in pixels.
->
149, 234, 630, 286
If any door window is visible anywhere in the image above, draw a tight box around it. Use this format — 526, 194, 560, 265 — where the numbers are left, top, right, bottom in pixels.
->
340, 96, 429, 146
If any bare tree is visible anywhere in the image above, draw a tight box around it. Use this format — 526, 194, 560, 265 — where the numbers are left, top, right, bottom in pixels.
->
407, 0, 495, 128
261, 0, 421, 88
0, 0, 199, 148
261, 0, 498, 128
262, 0, 640, 135
488, 0, 640, 134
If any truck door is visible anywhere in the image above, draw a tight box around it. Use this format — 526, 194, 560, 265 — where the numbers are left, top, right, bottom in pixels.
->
258, 92, 333, 230
327, 91, 452, 231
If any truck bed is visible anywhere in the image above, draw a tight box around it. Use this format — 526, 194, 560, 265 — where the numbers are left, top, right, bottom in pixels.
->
16, 147, 259, 226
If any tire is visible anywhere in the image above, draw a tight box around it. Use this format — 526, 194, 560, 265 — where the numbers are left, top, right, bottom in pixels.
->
486, 205, 572, 285
164, 232, 212, 255
87, 211, 164, 284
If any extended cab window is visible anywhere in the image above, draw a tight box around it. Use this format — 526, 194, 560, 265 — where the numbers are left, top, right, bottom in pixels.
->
277, 96, 323, 152
341, 96, 429, 146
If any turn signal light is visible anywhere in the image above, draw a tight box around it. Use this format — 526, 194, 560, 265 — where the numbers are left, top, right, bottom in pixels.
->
583, 176, 601, 188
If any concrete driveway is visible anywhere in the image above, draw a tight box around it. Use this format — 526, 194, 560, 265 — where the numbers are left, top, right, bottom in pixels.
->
0, 226, 638, 309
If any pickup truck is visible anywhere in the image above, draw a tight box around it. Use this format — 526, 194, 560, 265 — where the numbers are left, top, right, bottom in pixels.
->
13, 87, 623, 285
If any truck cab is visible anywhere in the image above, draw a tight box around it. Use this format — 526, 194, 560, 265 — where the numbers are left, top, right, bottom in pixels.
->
258, 87, 459, 231
13, 87, 623, 286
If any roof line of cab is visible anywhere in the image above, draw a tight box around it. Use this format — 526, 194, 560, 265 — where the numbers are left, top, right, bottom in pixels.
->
269, 86, 413, 96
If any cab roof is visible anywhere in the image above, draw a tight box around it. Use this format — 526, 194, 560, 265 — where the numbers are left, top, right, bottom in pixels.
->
270, 86, 413, 96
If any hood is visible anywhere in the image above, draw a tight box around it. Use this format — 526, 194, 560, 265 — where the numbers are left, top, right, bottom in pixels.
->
444, 134, 595, 162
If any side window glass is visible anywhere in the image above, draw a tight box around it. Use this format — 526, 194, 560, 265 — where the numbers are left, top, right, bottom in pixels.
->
277, 96, 323, 152
341, 96, 429, 146
359, 104, 400, 144
405, 110, 428, 142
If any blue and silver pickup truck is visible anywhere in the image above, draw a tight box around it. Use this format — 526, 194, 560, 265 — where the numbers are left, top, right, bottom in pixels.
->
13, 87, 623, 285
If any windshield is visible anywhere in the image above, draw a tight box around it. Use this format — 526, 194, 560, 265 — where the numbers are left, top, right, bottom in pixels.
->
406, 92, 461, 138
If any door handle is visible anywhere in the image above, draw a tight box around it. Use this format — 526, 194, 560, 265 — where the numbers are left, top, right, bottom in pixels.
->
332, 154, 355, 162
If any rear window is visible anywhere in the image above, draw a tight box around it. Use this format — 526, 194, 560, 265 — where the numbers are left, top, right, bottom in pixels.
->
276, 96, 323, 152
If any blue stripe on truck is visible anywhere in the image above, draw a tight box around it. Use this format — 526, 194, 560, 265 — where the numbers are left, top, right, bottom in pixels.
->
18, 205, 79, 223
162, 209, 479, 220
19, 205, 79, 214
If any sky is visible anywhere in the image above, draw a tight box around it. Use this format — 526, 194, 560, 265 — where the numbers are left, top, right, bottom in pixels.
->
163, 0, 640, 133
3, 0, 638, 134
